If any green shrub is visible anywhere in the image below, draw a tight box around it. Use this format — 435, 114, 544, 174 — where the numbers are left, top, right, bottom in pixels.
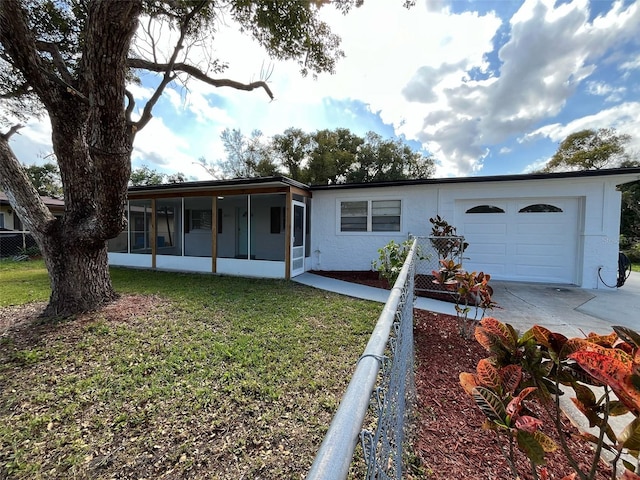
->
372, 239, 421, 287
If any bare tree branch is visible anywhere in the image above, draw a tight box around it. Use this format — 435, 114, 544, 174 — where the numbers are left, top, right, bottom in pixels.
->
132, 1, 208, 132
0, 124, 24, 140
36, 40, 74, 84
0, 2, 58, 105
128, 58, 275, 100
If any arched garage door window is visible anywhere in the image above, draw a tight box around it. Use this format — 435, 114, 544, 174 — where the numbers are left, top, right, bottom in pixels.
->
465, 205, 505, 214
519, 204, 563, 213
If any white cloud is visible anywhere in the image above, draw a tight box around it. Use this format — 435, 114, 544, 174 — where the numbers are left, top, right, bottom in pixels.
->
523, 101, 640, 167
586, 81, 626, 102
400, 0, 640, 175
523, 157, 550, 173
127, 83, 155, 102
620, 54, 640, 71
9, 118, 53, 165
8, 1, 640, 182
131, 116, 209, 179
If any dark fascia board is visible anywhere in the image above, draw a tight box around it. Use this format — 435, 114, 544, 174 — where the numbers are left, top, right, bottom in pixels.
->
308, 167, 640, 191
127, 175, 309, 194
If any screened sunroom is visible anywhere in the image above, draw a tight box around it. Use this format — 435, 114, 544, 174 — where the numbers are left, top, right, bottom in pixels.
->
107, 177, 311, 279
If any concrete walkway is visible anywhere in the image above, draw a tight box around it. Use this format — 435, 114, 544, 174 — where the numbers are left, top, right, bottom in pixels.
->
295, 271, 640, 336
294, 272, 460, 316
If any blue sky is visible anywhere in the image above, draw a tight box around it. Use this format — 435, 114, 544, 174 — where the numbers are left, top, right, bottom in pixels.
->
9, 0, 640, 180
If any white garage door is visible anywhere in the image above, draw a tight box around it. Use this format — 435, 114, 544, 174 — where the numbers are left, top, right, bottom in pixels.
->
457, 198, 580, 284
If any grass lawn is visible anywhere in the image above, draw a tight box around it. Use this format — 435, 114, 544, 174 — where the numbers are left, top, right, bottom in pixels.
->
0, 260, 382, 479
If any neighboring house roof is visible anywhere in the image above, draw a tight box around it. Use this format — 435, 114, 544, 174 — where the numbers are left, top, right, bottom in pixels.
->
0, 192, 64, 210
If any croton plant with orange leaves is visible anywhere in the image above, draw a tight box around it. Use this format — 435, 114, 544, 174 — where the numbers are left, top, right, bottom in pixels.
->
460, 316, 640, 480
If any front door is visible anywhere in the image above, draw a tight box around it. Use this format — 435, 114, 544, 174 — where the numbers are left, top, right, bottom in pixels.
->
236, 207, 248, 258
291, 201, 306, 277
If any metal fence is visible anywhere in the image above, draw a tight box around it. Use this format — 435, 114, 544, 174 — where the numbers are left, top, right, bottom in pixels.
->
0, 231, 38, 258
412, 235, 466, 295
307, 239, 418, 480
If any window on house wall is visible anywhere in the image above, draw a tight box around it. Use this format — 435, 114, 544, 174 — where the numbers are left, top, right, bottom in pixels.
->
184, 197, 213, 258
341, 201, 368, 232
189, 210, 212, 230
0, 212, 4, 229
519, 204, 563, 213
270, 206, 285, 234
465, 205, 505, 214
372, 200, 401, 231
340, 199, 401, 232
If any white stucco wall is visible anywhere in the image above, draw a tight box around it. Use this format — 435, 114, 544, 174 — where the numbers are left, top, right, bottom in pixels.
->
310, 185, 438, 272
310, 174, 633, 288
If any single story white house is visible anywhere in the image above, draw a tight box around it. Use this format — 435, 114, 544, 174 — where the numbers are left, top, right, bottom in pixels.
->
107, 167, 640, 289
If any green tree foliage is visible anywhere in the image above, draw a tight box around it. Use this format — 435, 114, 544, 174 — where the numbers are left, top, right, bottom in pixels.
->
306, 128, 363, 184
347, 131, 434, 183
0, 0, 365, 315
129, 165, 166, 186
166, 172, 188, 184
269, 127, 436, 185
543, 128, 632, 172
219, 128, 278, 178
543, 128, 640, 245
22, 162, 62, 198
129, 166, 187, 186
272, 127, 312, 181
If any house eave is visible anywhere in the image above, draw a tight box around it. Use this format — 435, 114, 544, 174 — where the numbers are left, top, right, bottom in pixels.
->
308, 167, 640, 191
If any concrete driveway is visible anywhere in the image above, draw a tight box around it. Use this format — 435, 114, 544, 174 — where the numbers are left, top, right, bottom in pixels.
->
488, 272, 640, 337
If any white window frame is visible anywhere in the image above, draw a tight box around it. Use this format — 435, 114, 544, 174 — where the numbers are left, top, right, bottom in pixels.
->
337, 198, 402, 234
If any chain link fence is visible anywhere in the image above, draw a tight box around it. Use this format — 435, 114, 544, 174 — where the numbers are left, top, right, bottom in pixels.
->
359, 252, 415, 479
0, 231, 38, 259
307, 239, 418, 480
412, 235, 466, 296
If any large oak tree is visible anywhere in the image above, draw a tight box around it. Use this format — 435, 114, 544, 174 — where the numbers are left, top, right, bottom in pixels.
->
0, 0, 361, 316
542, 127, 640, 246
542, 128, 632, 172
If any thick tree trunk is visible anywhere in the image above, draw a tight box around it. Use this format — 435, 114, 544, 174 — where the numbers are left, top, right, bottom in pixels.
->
0, 1, 141, 318
41, 235, 117, 317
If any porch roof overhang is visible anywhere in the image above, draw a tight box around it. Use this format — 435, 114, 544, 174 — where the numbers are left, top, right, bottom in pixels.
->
128, 176, 310, 198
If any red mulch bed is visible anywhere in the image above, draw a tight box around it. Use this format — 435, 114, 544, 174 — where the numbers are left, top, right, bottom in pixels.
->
311, 270, 459, 303
317, 270, 614, 479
